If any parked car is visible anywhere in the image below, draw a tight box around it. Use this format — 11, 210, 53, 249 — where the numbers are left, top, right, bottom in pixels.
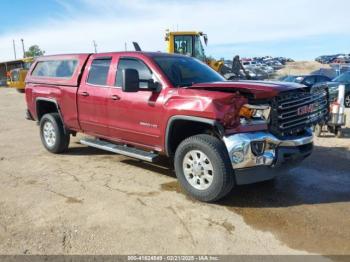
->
314, 71, 350, 107
315, 54, 346, 64
281, 74, 331, 88
25, 52, 327, 202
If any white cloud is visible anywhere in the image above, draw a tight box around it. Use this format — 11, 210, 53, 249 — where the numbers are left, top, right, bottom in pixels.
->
0, 0, 349, 60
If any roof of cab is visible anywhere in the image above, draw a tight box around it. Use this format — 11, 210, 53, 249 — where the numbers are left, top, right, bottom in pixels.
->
35, 51, 187, 61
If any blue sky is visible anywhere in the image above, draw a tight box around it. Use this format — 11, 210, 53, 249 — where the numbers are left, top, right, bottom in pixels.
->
0, 0, 349, 61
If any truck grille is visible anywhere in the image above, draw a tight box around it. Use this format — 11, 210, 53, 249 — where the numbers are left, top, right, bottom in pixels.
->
270, 86, 328, 137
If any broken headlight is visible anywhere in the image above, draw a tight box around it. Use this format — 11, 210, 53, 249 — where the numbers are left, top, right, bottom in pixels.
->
239, 104, 271, 124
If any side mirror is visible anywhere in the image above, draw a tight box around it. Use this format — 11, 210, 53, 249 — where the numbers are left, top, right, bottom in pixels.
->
122, 69, 139, 92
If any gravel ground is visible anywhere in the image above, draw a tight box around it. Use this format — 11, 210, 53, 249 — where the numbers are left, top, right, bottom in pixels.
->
0, 87, 349, 256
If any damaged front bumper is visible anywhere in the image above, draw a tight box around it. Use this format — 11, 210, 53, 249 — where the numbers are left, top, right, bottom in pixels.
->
223, 129, 313, 185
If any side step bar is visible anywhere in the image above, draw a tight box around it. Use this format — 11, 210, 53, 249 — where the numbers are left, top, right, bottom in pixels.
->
80, 138, 158, 162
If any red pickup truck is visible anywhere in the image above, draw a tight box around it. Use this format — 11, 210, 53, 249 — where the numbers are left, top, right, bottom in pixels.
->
25, 52, 328, 202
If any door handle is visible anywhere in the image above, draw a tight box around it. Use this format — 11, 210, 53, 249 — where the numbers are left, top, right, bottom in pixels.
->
81, 91, 89, 97
111, 95, 120, 100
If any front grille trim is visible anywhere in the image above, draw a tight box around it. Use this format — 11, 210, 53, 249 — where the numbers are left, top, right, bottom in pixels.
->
269, 87, 328, 137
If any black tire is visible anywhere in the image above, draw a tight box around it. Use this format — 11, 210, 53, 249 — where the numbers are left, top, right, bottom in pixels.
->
39, 113, 70, 154
174, 134, 234, 202
16, 88, 25, 93
314, 124, 322, 137
345, 93, 350, 108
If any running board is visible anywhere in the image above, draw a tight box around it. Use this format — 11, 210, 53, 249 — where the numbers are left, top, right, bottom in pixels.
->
80, 138, 158, 162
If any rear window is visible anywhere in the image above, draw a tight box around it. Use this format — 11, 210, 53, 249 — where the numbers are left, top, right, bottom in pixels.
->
32, 60, 78, 78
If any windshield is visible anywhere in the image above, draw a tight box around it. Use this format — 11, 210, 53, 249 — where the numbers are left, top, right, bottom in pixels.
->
194, 36, 206, 61
23, 62, 32, 70
332, 71, 350, 83
153, 55, 224, 87
174, 35, 193, 56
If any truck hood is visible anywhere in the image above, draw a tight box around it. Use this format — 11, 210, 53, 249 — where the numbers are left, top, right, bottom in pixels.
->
187, 80, 306, 99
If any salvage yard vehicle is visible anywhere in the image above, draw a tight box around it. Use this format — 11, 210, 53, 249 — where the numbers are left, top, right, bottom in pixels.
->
314, 85, 347, 138
6, 57, 34, 93
7, 68, 28, 93
281, 74, 331, 88
313, 71, 350, 107
165, 30, 225, 74
25, 52, 328, 202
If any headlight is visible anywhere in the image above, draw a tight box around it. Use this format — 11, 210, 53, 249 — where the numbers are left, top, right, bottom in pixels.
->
239, 104, 271, 123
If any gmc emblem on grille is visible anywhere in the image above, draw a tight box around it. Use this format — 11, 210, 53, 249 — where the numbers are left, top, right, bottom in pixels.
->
297, 103, 316, 116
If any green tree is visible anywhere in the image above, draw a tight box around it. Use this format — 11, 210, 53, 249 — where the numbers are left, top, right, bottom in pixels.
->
25, 45, 45, 57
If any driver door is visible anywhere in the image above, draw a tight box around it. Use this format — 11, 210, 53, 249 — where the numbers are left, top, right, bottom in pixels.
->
108, 56, 164, 150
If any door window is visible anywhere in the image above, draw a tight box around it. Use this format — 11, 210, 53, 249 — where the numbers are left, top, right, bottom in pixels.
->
194, 36, 206, 61
11, 69, 20, 81
87, 58, 112, 86
174, 35, 193, 56
115, 58, 153, 89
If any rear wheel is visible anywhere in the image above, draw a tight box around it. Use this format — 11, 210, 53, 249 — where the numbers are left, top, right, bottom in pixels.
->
40, 113, 70, 153
16, 88, 25, 93
174, 134, 234, 202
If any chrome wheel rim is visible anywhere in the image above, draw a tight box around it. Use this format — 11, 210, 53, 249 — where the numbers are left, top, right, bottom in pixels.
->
43, 121, 56, 147
182, 150, 214, 190
345, 95, 350, 107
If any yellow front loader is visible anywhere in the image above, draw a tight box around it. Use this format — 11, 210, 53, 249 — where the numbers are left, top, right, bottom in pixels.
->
165, 30, 224, 73
7, 57, 34, 93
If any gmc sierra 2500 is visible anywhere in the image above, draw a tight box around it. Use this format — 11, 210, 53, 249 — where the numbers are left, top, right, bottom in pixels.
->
25, 52, 328, 202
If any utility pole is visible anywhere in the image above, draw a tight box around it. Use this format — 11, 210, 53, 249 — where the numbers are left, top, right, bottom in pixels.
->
21, 39, 25, 58
93, 40, 97, 53
12, 40, 17, 59
125, 42, 127, 51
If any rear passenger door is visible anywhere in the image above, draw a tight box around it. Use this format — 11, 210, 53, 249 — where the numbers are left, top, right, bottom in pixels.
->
77, 56, 112, 137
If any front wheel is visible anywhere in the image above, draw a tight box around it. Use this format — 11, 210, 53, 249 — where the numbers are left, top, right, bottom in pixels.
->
174, 134, 234, 202
40, 113, 70, 154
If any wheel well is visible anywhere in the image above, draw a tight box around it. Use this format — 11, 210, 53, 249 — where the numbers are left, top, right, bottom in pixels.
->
166, 119, 221, 157
36, 100, 59, 121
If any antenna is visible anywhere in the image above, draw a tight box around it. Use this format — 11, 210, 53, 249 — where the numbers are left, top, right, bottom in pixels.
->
21, 39, 25, 58
93, 40, 98, 53
12, 40, 17, 60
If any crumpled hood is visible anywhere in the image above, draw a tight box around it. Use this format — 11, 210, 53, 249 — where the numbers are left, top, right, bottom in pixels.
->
187, 80, 307, 99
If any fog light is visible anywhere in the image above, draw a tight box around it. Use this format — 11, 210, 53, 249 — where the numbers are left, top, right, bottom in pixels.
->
232, 150, 245, 164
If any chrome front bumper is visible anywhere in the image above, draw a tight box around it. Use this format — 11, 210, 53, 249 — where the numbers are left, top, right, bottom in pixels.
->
223, 129, 313, 170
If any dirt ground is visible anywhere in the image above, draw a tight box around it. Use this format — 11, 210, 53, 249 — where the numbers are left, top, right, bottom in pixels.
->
275, 61, 331, 77
0, 87, 349, 256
